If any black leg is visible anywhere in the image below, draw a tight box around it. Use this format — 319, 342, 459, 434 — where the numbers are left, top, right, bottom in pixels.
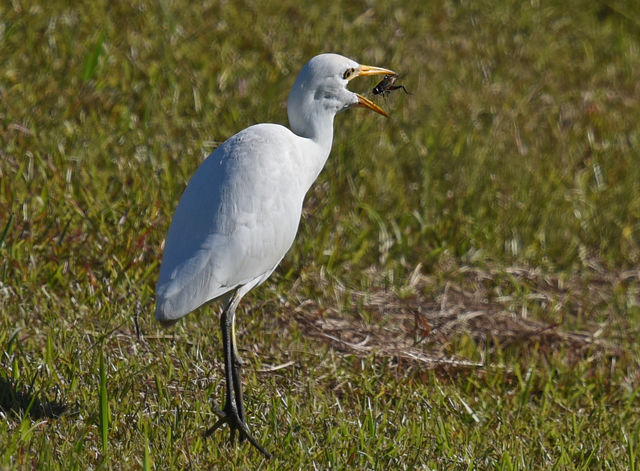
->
203, 296, 272, 459
231, 316, 246, 425
387, 85, 411, 95
231, 350, 247, 426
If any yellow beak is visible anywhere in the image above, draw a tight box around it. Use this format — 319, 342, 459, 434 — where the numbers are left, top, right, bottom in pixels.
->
357, 94, 390, 118
349, 64, 396, 118
352, 65, 396, 79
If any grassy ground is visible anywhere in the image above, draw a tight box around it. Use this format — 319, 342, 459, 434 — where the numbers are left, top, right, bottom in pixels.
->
1, 0, 640, 469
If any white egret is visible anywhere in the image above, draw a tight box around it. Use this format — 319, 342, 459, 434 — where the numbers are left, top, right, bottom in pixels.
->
155, 53, 395, 457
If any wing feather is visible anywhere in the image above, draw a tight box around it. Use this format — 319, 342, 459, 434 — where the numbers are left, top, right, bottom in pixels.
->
155, 124, 306, 322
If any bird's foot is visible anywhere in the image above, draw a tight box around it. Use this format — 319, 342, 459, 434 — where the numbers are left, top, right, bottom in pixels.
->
204, 403, 272, 459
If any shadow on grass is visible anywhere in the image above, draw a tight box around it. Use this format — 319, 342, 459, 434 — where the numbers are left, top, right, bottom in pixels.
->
0, 374, 68, 420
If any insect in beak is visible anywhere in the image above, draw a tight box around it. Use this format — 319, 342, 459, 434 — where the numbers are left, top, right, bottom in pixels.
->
372, 74, 411, 97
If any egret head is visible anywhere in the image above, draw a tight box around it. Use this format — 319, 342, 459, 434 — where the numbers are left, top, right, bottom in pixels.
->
287, 53, 395, 140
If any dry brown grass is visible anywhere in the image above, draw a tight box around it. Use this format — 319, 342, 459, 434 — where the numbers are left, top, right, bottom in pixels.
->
286, 263, 635, 369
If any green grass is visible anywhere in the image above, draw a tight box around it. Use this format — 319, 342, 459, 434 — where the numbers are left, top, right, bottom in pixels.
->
1, 0, 640, 468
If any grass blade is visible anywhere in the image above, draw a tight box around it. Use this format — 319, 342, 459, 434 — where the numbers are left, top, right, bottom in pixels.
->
99, 346, 109, 454
0, 213, 12, 250
82, 32, 104, 81
143, 422, 152, 471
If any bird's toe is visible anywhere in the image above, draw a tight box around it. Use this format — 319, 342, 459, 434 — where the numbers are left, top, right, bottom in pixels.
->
204, 402, 272, 458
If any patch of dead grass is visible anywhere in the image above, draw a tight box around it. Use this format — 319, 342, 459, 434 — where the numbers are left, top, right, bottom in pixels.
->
286, 264, 637, 369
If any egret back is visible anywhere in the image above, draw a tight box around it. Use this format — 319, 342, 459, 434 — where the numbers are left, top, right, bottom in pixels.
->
155, 123, 318, 322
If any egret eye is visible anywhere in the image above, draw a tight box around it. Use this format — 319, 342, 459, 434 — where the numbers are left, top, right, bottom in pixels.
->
343, 68, 355, 79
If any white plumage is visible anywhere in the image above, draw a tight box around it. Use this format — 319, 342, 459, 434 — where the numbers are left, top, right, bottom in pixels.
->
155, 53, 394, 457
156, 123, 310, 321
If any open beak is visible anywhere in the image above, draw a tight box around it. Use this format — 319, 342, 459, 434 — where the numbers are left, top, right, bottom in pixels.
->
357, 94, 389, 118
349, 64, 396, 118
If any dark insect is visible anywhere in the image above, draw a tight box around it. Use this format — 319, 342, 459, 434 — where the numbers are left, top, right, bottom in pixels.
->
372, 74, 411, 97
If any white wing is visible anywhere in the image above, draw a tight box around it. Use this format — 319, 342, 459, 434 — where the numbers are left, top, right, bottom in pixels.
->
156, 123, 309, 322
